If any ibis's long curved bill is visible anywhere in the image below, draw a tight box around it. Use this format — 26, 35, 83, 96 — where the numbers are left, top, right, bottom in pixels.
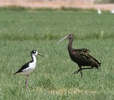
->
57, 35, 68, 45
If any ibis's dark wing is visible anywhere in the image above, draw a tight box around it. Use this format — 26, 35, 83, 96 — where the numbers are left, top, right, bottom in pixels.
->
86, 54, 101, 65
13, 62, 30, 75
73, 48, 100, 63
74, 48, 90, 53
79, 52, 101, 66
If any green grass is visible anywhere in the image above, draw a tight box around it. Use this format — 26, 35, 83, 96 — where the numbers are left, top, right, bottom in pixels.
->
0, 8, 114, 100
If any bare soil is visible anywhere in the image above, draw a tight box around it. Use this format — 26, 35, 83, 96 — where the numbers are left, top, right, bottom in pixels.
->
0, 1, 114, 10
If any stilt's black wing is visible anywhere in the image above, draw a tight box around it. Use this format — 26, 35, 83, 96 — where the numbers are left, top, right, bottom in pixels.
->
13, 62, 30, 75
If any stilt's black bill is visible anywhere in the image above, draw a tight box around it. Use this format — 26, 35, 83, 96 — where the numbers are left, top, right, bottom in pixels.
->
38, 53, 44, 57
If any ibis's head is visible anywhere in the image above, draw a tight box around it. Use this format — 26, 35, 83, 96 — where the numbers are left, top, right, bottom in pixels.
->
57, 34, 73, 45
31, 50, 43, 57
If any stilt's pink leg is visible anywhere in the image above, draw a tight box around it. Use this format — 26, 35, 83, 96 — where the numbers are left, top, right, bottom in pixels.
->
25, 75, 29, 89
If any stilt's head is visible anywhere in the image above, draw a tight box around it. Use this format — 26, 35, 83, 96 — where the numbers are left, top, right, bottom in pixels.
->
57, 34, 73, 45
31, 50, 38, 56
31, 50, 44, 57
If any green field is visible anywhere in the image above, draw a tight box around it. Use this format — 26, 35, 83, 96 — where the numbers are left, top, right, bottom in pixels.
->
0, 8, 114, 100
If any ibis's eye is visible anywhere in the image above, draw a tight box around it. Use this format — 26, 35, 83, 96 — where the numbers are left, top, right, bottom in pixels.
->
69, 34, 73, 39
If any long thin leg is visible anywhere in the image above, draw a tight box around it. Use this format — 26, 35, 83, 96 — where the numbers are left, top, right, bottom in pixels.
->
80, 69, 83, 78
76, 67, 93, 74
79, 66, 83, 78
72, 67, 93, 78
25, 75, 29, 89
71, 66, 83, 78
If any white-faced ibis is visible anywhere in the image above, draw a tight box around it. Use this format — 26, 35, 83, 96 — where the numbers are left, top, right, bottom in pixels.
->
13, 50, 43, 88
57, 34, 101, 78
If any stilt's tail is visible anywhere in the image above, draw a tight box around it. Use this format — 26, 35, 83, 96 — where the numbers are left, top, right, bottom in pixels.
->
13, 71, 18, 75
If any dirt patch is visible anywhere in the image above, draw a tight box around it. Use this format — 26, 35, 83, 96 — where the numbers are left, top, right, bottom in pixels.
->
0, 1, 114, 10
49, 88, 97, 95
34, 87, 98, 95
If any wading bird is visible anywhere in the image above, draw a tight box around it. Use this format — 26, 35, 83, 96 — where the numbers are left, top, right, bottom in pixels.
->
97, 8, 101, 14
57, 34, 101, 78
110, 9, 114, 14
13, 50, 43, 88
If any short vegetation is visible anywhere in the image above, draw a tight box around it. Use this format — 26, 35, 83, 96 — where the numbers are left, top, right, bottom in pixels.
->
0, 8, 114, 100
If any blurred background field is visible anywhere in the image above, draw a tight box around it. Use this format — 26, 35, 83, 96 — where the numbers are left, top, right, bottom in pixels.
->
0, 0, 114, 10
0, 1, 114, 100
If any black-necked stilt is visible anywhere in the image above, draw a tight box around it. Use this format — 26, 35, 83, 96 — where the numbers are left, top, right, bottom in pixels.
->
13, 50, 43, 88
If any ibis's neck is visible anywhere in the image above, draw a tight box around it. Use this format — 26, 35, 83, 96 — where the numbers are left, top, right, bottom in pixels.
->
68, 38, 73, 53
31, 54, 37, 63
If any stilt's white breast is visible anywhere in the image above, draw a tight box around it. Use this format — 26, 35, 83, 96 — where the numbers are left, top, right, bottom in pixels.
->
22, 62, 36, 74
22, 54, 37, 74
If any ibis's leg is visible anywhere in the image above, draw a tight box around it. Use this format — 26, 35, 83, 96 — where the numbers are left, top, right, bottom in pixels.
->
80, 70, 83, 78
71, 67, 82, 77
79, 66, 83, 78
25, 75, 29, 89
81, 67, 93, 71
74, 67, 93, 74
72, 66, 93, 77
71, 66, 83, 76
